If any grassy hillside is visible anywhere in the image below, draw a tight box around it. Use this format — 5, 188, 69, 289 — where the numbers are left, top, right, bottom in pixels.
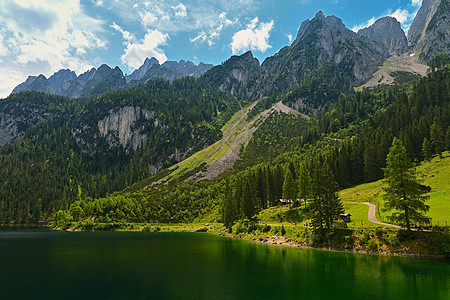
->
340, 151, 450, 227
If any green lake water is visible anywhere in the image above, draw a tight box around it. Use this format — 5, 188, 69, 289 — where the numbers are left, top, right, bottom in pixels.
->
0, 228, 449, 299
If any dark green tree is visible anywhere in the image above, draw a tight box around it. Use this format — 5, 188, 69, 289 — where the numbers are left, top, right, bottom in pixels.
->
422, 137, 432, 162
282, 168, 296, 206
223, 181, 237, 228
297, 162, 312, 209
446, 127, 450, 151
430, 122, 444, 158
383, 138, 430, 232
310, 161, 344, 231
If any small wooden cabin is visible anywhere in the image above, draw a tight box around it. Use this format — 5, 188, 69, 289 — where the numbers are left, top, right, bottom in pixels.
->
340, 213, 352, 223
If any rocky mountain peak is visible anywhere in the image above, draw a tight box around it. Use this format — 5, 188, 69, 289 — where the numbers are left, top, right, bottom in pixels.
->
126, 57, 159, 83
358, 16, 408, 55
408, 0, 441, 46
407, 0, 449, 61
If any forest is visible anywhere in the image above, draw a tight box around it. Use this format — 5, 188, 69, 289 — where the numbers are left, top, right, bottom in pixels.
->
44, 66, 450, 231
0, 59, 449, 230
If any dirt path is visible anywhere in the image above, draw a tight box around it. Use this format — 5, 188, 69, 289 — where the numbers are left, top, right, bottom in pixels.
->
362, 202, 401, 228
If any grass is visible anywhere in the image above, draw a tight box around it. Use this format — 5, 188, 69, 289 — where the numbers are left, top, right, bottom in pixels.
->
343, 202, 382, 228
340, 152, 450, 227
158, 101, 257, 183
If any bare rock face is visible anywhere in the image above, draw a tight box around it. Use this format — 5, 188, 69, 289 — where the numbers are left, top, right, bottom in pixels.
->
0, 102, 54, 146
408, 0, 441, 46
358, 16, 409, 55
72, 106, 157, 154
408, 0, 449, 61
97, 106, 155, 152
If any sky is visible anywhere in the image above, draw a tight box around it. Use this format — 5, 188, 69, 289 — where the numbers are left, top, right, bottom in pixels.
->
0, 0, 423, 98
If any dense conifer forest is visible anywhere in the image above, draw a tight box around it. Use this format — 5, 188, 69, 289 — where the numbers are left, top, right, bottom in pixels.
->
39, 66, 450, 229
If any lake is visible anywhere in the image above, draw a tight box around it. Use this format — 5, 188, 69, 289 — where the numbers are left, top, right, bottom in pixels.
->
0, 228, 449, 299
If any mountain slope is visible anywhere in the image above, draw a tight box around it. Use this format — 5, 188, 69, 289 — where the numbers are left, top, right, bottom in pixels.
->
408, 0, 450, 61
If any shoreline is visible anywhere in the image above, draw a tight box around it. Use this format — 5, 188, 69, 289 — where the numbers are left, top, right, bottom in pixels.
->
214, 231, 450, 260
2, 223, 448, 259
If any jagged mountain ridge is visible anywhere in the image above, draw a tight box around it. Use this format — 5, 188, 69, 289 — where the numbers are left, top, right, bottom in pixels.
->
12, 59, 213, 99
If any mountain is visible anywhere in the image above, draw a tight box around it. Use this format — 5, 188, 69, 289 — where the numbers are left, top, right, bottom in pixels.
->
125, 57, 159, 83
264, 12, 388, 91
80, 65, 127, 97
408, 0, 450, 61
358, 16, 408, 55
202, 11, 390, 111
11, 59, 213, 99
202, 51, 262, 99
130, 60, 213, 85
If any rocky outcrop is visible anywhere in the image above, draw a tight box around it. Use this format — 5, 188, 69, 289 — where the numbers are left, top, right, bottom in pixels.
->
97, 106, 155, 152
408, 0, 441, 46
72, 106, 157, 154
0, 102, 54, 146
408, 0, 449, 61
358, 16, 409, 55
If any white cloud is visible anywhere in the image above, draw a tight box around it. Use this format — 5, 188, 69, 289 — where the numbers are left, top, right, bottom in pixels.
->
190, 12, 236, 46
93, 0, 104, 7
121, 29, 169, 69
389, 9, 410, 25
351, 17, 377, 32
352, 7, 417, 33
411, 0, 422, 7
287, 34, 293, 43
172, 3, 187, 18
230, 17, 274, 54
141, 11, 158, 26
111, 22, 135, 43
0, 0, 105, 98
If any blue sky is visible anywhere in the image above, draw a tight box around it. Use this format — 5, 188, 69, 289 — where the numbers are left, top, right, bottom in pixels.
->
0, 0, 423, 98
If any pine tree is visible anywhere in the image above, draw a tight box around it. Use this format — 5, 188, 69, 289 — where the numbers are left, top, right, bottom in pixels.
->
383, 138, 430, 232
422, 137, 432, 162
446, 127, 450, 151
297, 162, 312, 209
282, 168, 296, 206
223, 181, 237, 227
430, 122, 444, 158
310, 161, 343, 231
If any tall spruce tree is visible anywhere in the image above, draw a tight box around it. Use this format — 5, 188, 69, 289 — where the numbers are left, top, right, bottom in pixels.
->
383, 138, 430, 232
446, 127, 450, 151
311, 161, 343, 231
430, 122, 444, 158
282, 168, 296, 206
298, 162, 312, 209
422, 137, 432, 162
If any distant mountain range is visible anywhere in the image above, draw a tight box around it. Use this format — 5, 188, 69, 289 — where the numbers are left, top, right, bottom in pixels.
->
12, 59, 213, 98
13, 1, 448, 102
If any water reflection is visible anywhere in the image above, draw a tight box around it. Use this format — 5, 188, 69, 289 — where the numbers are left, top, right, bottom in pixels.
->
0, 230, 448, 299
